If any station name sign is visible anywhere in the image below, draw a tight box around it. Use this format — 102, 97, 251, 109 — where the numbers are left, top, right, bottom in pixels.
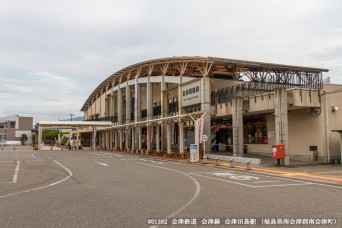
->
182, 80, 201, 107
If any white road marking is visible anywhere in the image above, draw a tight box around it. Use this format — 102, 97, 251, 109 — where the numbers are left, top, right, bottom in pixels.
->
12, 161, 21, 183
253, 181, 279, 183
44, 154, 52, 160
0, 160, 72, 199
90, 152, 113, 158
94, 161, 109, 167
189, 171, 311, 183
120, 158, 130, 161
31, 153, 36, 159
253, 183, 315, 188
212, 172, 260, 180
189, 173, 313, 188
135, 162, 201, 219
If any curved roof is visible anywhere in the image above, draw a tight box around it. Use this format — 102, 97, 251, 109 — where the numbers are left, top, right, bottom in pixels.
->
81, 56, 329, 111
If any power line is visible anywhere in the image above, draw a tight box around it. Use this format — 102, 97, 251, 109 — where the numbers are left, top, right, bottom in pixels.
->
0, 109, 77, 116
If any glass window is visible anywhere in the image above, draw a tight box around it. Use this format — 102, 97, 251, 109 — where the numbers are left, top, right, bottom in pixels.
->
243, 114, 267, 144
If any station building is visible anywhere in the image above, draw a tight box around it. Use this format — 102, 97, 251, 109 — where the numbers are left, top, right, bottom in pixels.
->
79, 56, 342, 165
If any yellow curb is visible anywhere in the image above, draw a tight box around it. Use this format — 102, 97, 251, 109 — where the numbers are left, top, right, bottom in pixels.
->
281, 173, 342, 182
311, 171, 342, 175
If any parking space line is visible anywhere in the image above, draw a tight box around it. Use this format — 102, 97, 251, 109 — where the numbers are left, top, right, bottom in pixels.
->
12, 161, 21, 183
0, 160, 73, 199
31, 153, 36, 159
253, 181, 279, 183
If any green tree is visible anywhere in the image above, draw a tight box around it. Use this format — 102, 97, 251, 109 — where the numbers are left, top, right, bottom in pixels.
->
20, 134, 28, 145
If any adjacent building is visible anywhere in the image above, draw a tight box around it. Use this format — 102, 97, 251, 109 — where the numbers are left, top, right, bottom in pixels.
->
0, 115, 33, 144
79, 56, 342, 164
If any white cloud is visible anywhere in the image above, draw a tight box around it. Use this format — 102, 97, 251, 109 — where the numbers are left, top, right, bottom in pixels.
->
0, 0, 341, 123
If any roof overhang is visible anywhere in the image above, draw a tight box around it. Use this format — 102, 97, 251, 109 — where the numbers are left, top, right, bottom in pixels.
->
38, 121, 112, 128
81, 56, 329, 112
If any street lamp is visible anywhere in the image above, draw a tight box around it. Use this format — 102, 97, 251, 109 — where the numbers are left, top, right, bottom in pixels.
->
69, 113, 74, 121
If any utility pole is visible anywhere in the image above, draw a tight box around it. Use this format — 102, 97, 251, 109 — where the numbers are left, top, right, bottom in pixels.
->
69, 113, 74, 121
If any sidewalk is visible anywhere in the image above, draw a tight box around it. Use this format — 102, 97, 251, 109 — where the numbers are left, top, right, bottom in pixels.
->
196, 158, 342, 186
116, 150, 342, 186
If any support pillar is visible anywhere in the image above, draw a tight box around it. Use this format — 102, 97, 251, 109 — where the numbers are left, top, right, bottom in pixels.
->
232, 96, 244, 157
125, 128, 129, 150
76, 128, 79, 150
119, 129, 123, 151
126, 82, 132, 149
114, 129, 118, 150
38, 127, 43, 150
106, 130, 110, 150
138, 127, 142, 151
179, 121, 184, 156
147, 76, 153, 120
274, 87, 289, 165
131, 128, 135, 152
161, 75, 168, 152
92, 126, 96, 150
102, 132, 105, 149
156, 125, 160, 152
109, 130, 112, 150
134, 77, 141, 149
167, 122, 171, 155
117, 85, 123, 125
201, 75, 212, 154
146, 125, 151, 154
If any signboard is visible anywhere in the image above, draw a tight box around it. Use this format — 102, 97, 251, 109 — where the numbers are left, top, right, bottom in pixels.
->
182, 80, 201, 107
202, 134, 208, 142
134, 76, 138, 120
190, 144, 199, 163
39, 141, 44, 149
198, 118, 204, 144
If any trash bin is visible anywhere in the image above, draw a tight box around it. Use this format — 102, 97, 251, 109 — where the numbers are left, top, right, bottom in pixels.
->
243, 145, 248, 154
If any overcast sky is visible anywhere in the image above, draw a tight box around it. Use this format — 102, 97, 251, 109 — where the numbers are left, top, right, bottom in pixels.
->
1, 0, 341, 124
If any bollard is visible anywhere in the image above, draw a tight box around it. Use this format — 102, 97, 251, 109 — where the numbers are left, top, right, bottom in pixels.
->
215, 157, 221, 166
203, 155, 207, 164
51, 146, 53, 151
229, 158, 235, 168
246, 160, 252, 170
136, 149, 139, 154
13, 147, 16, 151
61, 147, 63, 151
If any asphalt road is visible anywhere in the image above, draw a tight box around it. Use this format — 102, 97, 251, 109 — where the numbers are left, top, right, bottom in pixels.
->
0, 150, 341, 227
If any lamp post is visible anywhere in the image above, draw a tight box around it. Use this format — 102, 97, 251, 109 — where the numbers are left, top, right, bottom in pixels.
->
69, 113, 74, 121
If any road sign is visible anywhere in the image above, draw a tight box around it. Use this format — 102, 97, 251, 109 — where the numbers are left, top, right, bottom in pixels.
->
202, 134, 208, 142
190, 144, 199, 163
